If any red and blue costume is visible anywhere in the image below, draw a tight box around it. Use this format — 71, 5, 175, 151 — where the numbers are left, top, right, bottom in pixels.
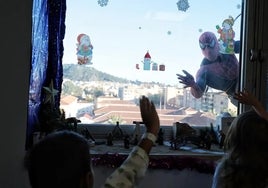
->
177, 31, 239, 105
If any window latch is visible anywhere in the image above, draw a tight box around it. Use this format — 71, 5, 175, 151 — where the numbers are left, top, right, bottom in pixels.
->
250, 49, 264, 62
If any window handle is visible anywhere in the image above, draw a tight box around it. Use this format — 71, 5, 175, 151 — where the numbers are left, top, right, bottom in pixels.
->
250, 49, 258, 62
250, 49, 264, 62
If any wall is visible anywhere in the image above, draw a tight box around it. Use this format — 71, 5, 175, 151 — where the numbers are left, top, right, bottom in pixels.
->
0, 0, 32, 187
93, 167, 213, 188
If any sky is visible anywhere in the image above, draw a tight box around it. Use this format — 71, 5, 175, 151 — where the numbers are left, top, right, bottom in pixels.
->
62, 0, 242, 86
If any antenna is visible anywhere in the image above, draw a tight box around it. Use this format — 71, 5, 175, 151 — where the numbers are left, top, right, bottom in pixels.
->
234, 13, 241, 23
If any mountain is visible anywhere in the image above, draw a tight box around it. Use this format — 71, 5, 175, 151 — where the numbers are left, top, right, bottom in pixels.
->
63, 64, 135, 83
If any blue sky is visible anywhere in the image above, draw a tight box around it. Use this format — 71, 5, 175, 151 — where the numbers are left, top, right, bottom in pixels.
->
62, 0, 242, 85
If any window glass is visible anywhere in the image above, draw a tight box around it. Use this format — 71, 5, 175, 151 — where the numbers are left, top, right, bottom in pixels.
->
61, 0, 242, 127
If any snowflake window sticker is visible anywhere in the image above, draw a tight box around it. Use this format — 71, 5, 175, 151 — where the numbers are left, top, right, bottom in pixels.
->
177, 0, 190, 12
98, 0, 109, 7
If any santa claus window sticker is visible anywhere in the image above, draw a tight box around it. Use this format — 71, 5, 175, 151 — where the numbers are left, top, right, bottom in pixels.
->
76, 33, 93, 65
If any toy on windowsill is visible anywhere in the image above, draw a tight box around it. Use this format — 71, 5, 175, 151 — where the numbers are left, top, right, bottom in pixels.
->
124, 134, 130, 149
65, 117, 81, 132
81, 127, 95, 142
132, 121, 142, 143
170, 122, 220, 150
39, 104, 82, 134
218, 130, 226, 149
156, 128, 164, 145
112, 121, 124, 140
132, 134, 139, 145
107, 132, 113, 146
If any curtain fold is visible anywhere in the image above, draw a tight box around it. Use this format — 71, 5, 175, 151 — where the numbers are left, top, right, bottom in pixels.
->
46, 0, 66, 107
26, 0, 66, 149
26, 0, 49, 149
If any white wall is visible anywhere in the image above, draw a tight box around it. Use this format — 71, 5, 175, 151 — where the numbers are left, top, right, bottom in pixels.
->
0, 0, 32, 187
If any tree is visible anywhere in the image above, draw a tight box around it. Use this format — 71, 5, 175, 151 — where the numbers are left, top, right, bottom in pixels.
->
62, 80, 83, 97
107, 115, 126, 124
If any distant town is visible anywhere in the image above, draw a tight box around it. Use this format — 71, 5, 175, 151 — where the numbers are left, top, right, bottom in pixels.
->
60, 65, 237, 128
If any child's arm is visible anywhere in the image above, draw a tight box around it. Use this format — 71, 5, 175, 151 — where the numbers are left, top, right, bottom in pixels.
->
234, 89, 268, 121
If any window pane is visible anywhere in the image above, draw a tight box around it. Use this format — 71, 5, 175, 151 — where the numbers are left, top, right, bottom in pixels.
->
61, 0, 242, 128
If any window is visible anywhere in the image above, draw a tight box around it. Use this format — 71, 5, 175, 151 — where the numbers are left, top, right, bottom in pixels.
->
238, 0, 268, 114
61, 0, 242, 130
28, 0, 268, 164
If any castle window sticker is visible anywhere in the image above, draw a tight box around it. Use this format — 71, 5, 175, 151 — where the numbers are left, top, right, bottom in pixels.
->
137, 51, 165, 72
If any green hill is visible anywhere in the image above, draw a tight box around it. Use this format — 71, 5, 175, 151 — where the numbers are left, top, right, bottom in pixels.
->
63, 64, 134, 83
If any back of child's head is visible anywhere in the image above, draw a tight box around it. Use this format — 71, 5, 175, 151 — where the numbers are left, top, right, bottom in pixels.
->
225, 110, 268, 161
24, 130, 91, 188
218, 110, 268, 188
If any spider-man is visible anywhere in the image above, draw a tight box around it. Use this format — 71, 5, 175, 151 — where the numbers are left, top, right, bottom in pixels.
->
177, 31, 240, 105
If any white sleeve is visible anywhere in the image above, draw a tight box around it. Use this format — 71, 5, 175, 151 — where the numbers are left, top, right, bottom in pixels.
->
102, 146, 149, 188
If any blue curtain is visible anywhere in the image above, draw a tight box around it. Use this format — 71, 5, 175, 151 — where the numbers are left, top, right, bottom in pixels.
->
26, 0, 66, 149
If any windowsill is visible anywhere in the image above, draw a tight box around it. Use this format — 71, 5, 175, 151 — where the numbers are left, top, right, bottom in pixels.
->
89, 140, 221, 174
78, 123, 224, 159
89, 140, 223, 157
73, 123, 223, 174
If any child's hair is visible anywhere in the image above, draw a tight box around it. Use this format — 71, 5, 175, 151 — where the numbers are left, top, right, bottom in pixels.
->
24, 130, 91, 188
224, 110, 268, 155
219, 110, 268, 187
